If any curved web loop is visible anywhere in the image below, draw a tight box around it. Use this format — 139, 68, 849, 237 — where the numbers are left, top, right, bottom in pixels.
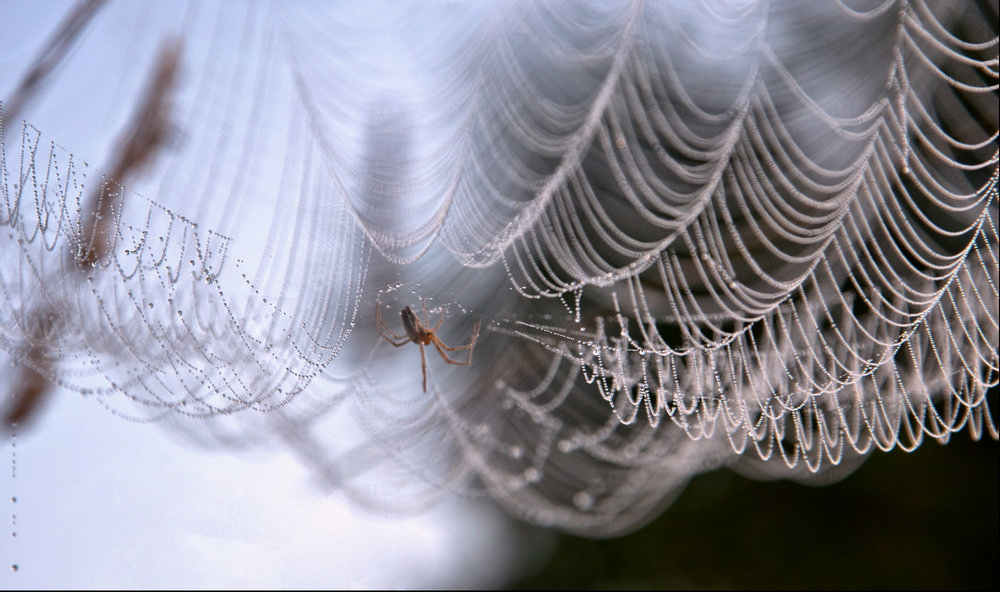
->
0, 0, 996, 537
0, 112, 368, 421
0, 1, 370, 421
339, 0, 998, 535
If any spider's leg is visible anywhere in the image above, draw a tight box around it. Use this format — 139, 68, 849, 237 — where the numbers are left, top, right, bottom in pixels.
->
422, 298, 444, 332
432, 320, 481, 352
376, 302, 410, 346
420, 343, 428, 392
380, 330, 411, 347
432, 321, 480, 366
433, 340, 472, 366
377, 319, 410, 345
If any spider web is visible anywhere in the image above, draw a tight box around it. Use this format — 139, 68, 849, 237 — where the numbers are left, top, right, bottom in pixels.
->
0, 0, 996, 537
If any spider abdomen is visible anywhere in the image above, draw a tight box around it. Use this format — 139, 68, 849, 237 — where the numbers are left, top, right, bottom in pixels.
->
400, 306, 426, 343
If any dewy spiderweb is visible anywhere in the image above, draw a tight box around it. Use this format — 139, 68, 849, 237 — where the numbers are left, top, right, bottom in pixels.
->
0, 0, 996, 536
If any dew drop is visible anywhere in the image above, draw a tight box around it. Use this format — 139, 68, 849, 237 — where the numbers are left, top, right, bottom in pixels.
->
535, 511, 554, 528
523, 467, 540, 483
509, 445, 523, 459
573, 491, 594, 511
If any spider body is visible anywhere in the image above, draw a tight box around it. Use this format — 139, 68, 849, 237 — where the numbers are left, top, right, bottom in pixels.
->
400, 306, 427, 344
377, 299, 480, 392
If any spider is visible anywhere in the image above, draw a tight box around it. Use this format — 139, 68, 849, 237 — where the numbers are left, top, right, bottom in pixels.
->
376, 299, 481, 392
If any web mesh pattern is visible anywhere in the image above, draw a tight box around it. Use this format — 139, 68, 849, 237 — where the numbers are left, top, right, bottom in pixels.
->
1, 0, 996, 536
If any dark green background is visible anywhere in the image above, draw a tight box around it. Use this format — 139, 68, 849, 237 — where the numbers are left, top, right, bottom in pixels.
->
511, 426, 998, 590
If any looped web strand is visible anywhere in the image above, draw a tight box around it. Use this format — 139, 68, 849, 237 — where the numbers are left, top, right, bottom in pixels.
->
0, 0, 995, 537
